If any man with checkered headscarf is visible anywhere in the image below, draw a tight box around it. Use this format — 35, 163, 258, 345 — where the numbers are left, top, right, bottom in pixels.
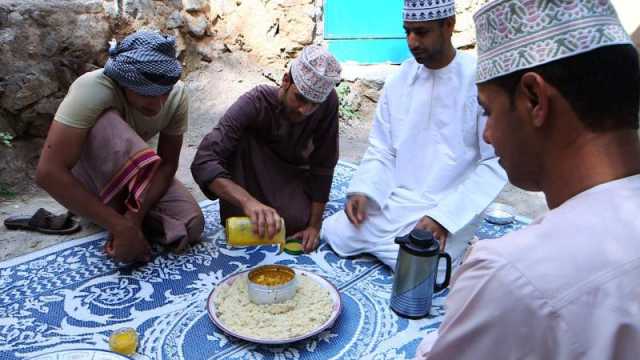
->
37, 31, 204, 264
321, 0, 506, 270
416, 1, 640, 358
191, 45, 341, 253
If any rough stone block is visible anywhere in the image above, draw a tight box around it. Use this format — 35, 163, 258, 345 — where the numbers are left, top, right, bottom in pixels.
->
167, 10, 184, 29
184, 12, 209, 37
209, 0, 237, 18
183, 0, 207, 13
0, 0, 110, 137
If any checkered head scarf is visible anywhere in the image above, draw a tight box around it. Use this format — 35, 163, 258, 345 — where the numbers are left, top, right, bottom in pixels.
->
290, 45, 342, 103
104, 31, 182, 96
474, 0, 632, 83
403, 0, 456, 22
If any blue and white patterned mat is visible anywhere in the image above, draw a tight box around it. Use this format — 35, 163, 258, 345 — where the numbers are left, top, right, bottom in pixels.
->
0, 162, 527, 360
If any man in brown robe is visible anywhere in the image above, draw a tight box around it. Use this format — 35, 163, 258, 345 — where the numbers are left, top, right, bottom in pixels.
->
191, 45, 342, 252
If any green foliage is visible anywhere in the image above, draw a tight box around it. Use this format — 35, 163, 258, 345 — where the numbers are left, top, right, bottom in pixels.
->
0, 133, 16, 198
336, 83, 358, 122
0, 132, 13, 148
0, 182, 16, 198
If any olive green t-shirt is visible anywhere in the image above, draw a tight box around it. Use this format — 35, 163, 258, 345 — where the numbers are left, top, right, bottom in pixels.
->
54, 69, 188, 141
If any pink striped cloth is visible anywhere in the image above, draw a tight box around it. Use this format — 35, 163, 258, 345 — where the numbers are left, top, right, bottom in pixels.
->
72, 110, 161, 212
70, 110, 204, 250
99, 148, 160, 211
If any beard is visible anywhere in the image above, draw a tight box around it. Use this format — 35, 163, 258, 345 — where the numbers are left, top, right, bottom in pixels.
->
285, 109, 305, 123
411, 44, 443, 65
410, 30, 446, 66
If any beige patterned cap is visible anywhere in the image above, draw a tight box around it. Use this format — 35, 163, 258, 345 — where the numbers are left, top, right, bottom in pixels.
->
404, 0, 456, 22
474, 0, 633, 83
290, 45, 342, 103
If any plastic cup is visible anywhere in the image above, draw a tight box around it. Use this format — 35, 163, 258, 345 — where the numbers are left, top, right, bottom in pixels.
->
109, 327, 138, 356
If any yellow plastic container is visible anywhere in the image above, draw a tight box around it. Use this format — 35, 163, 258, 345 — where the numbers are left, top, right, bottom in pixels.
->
225, 216, 286, 253
109, 327, 138, 356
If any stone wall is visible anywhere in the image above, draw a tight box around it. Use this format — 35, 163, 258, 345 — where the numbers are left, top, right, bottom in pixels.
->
0, 0, 513, 143
0, 0, 185, 139
0, 0, 111, 138
453, 0, 488, 48
1, 0, 637, 142
0, 0, 324, 140
190, 0, 488, 63
189, 0, 321, 65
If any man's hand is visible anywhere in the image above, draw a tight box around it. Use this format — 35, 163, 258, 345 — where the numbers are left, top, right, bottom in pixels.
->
415, 216, 449, 251
242, 198, 282, 238
124, 209, 144, 228
105, 220, 152, 263
345, 194, 369, 226
291, 226, 321, 253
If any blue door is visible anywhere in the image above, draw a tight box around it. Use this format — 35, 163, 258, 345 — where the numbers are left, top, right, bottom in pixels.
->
324, 0, 411, 64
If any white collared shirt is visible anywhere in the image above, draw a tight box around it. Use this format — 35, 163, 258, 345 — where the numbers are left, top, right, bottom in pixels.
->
419, 175, 640, 359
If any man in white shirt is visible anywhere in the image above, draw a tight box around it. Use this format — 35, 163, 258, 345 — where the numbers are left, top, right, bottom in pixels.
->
321, 0, 507, 270
417, 0, 640, 358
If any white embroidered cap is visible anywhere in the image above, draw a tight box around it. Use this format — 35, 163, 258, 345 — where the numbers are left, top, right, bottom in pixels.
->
290, 45, 342, 103
474, 0, 633, 83
403, 0, 456, 22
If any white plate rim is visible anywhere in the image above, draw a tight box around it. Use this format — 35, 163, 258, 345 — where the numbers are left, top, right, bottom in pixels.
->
29, 348, 132, 360
484, 203, 517, 225
207, 268, 342, 345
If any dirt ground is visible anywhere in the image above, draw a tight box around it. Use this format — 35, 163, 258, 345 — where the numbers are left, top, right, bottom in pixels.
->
0, 52, 548, 262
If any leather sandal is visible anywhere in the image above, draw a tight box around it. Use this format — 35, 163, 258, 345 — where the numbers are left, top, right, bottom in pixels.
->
4, 208, 81, 235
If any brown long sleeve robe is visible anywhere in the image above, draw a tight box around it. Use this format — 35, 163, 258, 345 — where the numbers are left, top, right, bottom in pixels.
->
191, 85, 339, 235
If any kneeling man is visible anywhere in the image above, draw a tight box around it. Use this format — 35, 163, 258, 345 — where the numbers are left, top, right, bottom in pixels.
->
191, 45, 341, 252
37, 31, 204, 263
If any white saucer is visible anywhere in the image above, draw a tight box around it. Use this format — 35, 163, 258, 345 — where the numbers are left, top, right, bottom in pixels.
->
485, 203, 516, 225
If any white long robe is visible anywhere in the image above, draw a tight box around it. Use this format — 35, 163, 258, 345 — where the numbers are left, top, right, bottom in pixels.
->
418, 175, 640, 359
322, 52, 507, 269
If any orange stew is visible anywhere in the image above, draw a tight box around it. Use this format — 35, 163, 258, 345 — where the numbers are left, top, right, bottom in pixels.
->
249, 266, 295, 287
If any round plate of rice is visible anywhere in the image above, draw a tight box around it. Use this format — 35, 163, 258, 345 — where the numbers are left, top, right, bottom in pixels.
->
207, 268, 341, 345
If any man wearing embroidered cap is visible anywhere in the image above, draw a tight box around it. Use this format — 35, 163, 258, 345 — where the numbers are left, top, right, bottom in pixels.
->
417, 0, 640, 358
36, 31, 204, 264
321, 0, 506, 269
191, 45, 341, 252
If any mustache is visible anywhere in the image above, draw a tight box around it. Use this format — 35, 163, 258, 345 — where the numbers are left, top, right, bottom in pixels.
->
410, 48, 428, 54
410, 49, 429, 58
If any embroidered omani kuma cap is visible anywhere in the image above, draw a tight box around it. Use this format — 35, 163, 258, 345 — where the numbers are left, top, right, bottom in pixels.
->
403, 0, 456, 22
289, 45, 342, 103
474, 0, 633, 83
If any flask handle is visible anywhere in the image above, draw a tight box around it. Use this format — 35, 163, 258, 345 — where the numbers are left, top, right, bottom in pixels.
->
434, 252, 452, 292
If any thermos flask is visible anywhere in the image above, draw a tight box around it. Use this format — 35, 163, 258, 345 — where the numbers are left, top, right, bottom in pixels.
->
390, 229, 452, 319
